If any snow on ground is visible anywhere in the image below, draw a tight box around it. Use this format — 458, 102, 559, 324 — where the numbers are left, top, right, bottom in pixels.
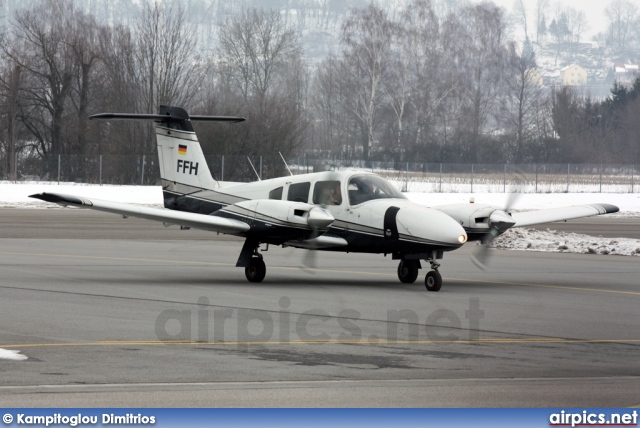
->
0, 181, 163, 208
0, 349, 28, 361
491, 228, 640, 257
2, 181, 639, 257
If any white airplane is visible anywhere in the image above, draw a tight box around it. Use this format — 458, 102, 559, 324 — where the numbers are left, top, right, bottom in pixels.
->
30, 106, 619, 291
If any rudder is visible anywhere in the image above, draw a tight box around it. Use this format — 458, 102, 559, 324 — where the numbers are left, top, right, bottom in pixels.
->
155, 105, 218, 190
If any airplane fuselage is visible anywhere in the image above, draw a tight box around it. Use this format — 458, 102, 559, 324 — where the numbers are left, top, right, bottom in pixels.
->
161, 170, 467, 256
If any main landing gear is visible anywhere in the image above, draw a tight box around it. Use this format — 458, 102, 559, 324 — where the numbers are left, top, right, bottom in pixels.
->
395, 254, 443, 292
245, 254, 266, 282
237, 238, 267, 283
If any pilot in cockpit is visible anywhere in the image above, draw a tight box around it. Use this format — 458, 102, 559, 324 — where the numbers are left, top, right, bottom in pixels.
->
316, 181, 342, 206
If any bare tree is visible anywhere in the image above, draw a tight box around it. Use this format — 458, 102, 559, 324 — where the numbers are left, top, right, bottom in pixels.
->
135, 2, 205, 118
218, 7, 301, 109
337, 4, 392, 161
566, 7, 588, 44
513, 0, 529, 41
1, 1, 76, 169
499, 43, 545, 162
445, 3, 507, 162
535, 0, 548, 42
605, 0, 637, 50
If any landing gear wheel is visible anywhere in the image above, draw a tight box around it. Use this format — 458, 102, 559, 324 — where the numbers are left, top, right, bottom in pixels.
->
397, 260, 419, 284
245, 257, 266, 283
425, 270, 442, 292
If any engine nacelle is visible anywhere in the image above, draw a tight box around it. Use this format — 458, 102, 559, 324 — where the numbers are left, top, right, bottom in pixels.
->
223, 200, 334, 231
433, 203, 515, 242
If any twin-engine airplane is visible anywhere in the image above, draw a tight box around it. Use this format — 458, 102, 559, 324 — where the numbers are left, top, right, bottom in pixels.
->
30, 106, 620, 292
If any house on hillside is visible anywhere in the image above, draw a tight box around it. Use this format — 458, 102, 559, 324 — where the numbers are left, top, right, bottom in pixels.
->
559, 64, 587, 86
608, 63, 640, 87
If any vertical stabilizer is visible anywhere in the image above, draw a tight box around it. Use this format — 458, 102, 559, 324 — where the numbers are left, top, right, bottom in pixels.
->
89, 105, 244, 210
155, 106, 218, 190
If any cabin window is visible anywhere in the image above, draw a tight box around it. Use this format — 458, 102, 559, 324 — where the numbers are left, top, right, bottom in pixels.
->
347, 175, 406, 205
287, 182, 311, 203
312, 181, 342, 206
269, 187, 283, 200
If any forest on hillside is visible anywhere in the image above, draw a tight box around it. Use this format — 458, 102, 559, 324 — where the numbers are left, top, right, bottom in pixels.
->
1, 0, 640, 182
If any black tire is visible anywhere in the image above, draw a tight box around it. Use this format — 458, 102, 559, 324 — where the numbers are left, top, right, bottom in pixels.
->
397, 260, 419, 284
425, 270, 442, 292
245, 257, 266, 283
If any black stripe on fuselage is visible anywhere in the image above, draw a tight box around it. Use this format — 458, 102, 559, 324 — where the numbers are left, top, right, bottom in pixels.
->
164, 189, 461, 253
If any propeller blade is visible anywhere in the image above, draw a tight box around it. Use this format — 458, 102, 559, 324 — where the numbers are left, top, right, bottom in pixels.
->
470, 244, 493, 272
470, 169, 526, 272
301, 227, 320, 273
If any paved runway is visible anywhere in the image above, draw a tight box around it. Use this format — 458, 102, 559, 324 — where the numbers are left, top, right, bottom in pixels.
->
1, 209, 639, 407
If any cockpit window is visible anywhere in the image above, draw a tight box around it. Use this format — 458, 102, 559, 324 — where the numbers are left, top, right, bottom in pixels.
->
312, 181, 342, 206
269, 187, 283, 200
347, 175, 406, 206
287, 182, 311, 203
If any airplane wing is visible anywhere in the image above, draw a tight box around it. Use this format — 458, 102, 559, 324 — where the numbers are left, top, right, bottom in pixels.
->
511, 203, 619, 227
29, 192, 250, 235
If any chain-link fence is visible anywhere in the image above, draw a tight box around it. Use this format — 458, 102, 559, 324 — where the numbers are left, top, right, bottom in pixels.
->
1, 154, 638, 193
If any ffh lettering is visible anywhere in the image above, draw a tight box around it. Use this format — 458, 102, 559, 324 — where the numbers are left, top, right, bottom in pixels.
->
177, 159, 199, 175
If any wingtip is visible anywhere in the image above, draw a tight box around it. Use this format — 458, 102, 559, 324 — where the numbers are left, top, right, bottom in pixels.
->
591, 203, 619, 214
28, 192, 88, 206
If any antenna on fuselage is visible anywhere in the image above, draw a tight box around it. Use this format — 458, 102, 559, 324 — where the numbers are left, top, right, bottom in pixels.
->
246, 157, 261, 181
279, 152, 294, 177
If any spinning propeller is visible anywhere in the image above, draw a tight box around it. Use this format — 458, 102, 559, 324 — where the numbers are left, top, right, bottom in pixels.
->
301, 207, 334, 273
470, 175, 524, 272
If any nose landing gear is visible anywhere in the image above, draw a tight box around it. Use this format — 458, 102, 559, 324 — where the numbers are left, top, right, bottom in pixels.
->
395, 252, 444, 291
424, 259, 442, 292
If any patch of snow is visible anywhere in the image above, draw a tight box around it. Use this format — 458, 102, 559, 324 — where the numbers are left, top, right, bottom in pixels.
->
0, 181, 162, 208
491, 228, 640, 257
0, 349, 28, 361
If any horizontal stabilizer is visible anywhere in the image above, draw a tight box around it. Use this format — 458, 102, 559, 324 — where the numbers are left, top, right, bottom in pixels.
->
89, 113, 245, 123
29, 192, 250, 235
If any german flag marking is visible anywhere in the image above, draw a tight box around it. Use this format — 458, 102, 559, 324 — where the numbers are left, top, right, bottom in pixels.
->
178, 144, 187, 155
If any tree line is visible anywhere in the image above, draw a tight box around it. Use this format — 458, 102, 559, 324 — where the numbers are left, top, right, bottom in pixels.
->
1, 0, 639, 183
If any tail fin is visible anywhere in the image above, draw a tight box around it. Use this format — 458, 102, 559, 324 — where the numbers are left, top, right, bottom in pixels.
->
90, 105, 244, 191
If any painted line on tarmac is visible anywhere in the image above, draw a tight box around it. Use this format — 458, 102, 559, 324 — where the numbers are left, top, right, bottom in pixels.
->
448, 277, 640, 296
3, 338, 640, 349
1, 250, 640, 296
0, 376, 638, 391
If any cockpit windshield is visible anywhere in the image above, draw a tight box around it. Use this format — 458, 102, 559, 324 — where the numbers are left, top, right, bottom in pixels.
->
347, 175, 406, 206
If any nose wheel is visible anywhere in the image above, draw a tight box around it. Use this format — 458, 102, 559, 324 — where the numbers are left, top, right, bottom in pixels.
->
425, 270, 442, 292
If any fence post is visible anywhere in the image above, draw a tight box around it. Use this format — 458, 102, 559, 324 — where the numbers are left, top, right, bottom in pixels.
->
503, 164, 506, 193
471, 164, 474, 193
599, 163, 602, 193
535, 163, 538, 193
632, 165, 635, 193
405, 162, 408, 192
221, 155, 224, 181
567, 163, 570, 193
259, 155, 263, 180
57, 154, 60, 184
99, 155, 102, 186
14, 152, 18, 184
141, 155, 145, 185
439, 163, 442, 193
